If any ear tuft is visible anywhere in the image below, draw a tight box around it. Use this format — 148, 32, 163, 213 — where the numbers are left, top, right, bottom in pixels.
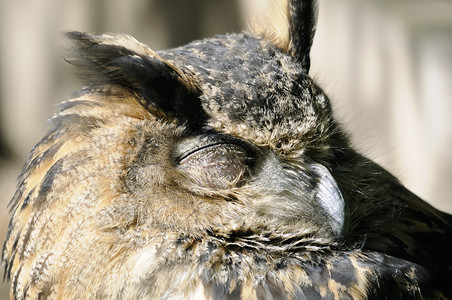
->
65, 31, 206, 129
249, 0, 317, 73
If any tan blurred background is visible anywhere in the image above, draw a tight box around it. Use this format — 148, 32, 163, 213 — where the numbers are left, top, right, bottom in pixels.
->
1, 0, 451, 297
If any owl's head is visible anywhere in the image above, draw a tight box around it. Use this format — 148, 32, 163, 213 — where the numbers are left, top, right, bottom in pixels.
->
3, 0, 352, 297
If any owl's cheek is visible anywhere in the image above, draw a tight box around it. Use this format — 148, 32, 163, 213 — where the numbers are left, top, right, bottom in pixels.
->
241, 156, 349, 239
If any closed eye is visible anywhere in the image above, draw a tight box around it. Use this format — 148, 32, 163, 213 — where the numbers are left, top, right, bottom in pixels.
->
176, 141, 232, 163
175, 135, 257, 190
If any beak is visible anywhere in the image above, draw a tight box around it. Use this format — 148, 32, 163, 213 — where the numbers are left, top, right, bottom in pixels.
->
310, 163, 349, 238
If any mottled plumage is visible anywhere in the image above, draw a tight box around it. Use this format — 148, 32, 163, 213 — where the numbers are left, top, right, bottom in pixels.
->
2, 0, 452, 299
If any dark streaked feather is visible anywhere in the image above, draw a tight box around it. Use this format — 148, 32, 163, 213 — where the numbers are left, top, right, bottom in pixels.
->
288, 0, 317, 72
66, 31, 207, 129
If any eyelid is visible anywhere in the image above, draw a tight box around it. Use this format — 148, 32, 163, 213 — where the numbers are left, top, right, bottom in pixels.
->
174, 134, 259, 190
174, 134, 257, 164
177, 142, 231, 163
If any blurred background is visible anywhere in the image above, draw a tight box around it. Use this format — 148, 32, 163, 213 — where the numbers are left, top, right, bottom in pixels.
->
1, 0, 451, 296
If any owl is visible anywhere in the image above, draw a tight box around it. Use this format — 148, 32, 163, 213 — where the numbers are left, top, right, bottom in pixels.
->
2, 0, 452, 299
